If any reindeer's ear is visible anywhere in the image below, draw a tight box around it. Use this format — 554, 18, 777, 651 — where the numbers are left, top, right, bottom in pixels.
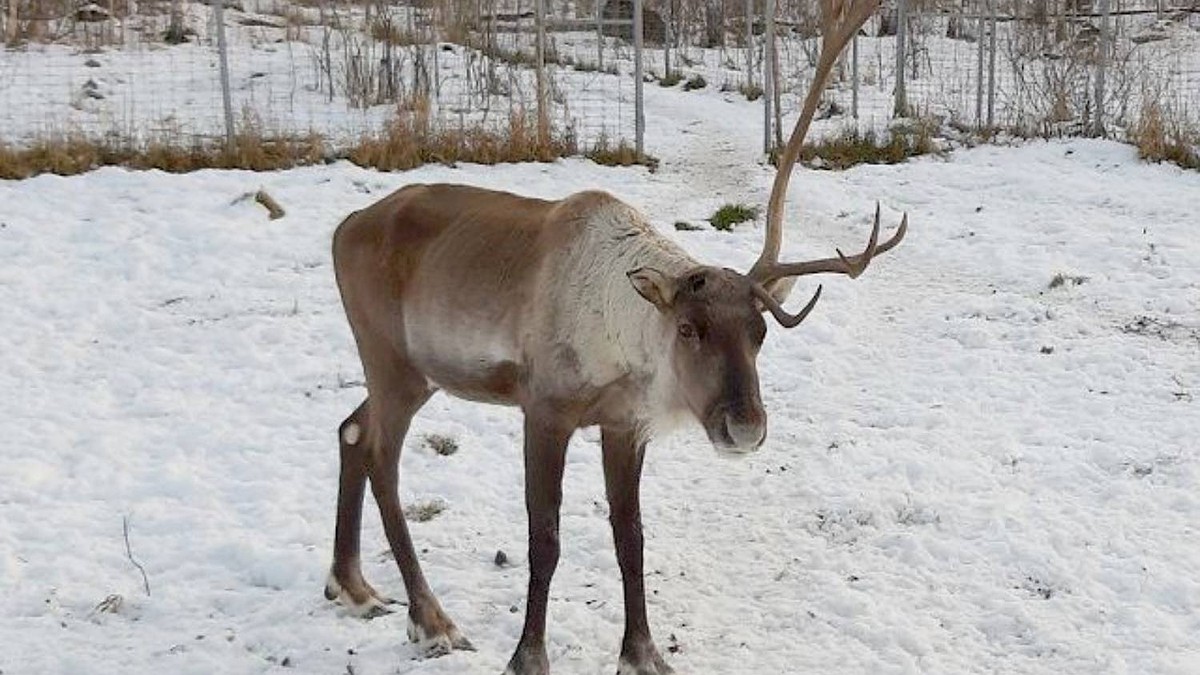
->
627, 267, 676, 311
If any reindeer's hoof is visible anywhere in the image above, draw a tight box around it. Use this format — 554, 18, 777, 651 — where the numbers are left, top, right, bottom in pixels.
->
324, 572, 395, 619
407, 609, 473, 658
616, 645, 675, 675
616, 660, 675, 675
503, 643, 549, 675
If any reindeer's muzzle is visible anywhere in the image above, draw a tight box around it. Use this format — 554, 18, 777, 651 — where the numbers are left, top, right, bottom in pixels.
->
706, 402, 766, 453
724, 413, 766, 450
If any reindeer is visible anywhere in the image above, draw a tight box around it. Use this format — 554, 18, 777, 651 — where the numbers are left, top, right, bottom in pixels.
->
323, 1, 901, 673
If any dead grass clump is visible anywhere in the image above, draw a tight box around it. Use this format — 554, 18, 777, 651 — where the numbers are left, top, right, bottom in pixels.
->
659, 71, 684, 87
405, 498, 447, 523
585, 136, 657, 170
423, 433, 459, 456
797, 120, 939, 170
1048, 272, 1088, 289
0, 130, 325, 179
1130, 100, 1200, 171
0, 135, 103, 178
739, 82, 764, 101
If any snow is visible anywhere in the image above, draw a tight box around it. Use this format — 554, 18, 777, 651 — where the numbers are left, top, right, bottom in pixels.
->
2, 81, 1199, 674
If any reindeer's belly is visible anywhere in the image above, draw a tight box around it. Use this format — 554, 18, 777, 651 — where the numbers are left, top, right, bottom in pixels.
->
419, 356, 523, 405
402, 270, 531, 405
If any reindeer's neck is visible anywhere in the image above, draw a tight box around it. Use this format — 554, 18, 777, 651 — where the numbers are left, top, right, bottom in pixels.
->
539, 200, 696, 429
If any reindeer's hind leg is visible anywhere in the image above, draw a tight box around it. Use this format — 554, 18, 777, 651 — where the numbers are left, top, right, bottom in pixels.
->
367, 353, 473, 656
325, 400, 395, 618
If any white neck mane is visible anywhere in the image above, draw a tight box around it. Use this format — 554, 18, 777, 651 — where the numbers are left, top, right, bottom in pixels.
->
541, 198, 699, 433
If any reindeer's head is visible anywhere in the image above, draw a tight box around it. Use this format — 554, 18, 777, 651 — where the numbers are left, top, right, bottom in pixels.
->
625, 0, 907, 454
628, 266, 770, 451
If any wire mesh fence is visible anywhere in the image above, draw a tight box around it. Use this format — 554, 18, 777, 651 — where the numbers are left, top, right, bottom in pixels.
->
0, 0, 639, 152
752, 0, 1200, 144
1, 0, 1197, 159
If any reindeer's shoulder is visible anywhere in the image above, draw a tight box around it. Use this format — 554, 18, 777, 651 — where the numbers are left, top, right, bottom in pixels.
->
548, 189, 649, 234
550, 190, 630, 221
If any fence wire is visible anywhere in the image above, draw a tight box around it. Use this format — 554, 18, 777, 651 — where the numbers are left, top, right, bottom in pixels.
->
1, 0, 1198, 155
0, 0, 636, 151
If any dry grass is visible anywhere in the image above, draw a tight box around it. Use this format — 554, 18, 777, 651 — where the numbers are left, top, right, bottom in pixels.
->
1048, 272, 1089, 289
682, 74, 707, 92
0, 131, 325, 179
405, 498, 447, 523
658, 71, 684, 87
422, 433, 459, 456
585, 135, 657, 169
348, 99, 575, 170
797, 120, 940, 170
1130, 100, 1200, 171
0, 100, 582, 178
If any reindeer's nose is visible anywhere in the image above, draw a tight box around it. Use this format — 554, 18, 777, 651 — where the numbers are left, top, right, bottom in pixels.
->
725, 412, 766, 450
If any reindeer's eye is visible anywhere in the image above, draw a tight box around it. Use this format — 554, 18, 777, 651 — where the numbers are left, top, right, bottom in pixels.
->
688, 274, 706, 293
678, 322, 698, 340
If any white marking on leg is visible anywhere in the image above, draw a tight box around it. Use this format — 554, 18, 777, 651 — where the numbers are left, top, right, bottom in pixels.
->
325, 571, 387, 617
341, 422, 361, 446
324, 571, 343, 597
407, 615, 454, 657
616, 653, 673, 675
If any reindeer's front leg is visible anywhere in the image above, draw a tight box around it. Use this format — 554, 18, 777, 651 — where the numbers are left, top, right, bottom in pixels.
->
602, 427, 674, 675
505, 411, 574, 675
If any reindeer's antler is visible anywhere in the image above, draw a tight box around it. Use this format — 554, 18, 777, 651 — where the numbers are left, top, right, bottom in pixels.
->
747, 0, 907, 299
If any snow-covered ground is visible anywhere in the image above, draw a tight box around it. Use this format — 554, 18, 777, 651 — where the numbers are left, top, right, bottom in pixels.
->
2, 78, 1199, 674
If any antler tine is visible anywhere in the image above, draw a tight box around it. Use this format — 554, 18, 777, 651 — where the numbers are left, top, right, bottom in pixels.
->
758, 207, 908, 283
752, 283, 823, 328
748, 0, 883, 292
834, 201, 882, 277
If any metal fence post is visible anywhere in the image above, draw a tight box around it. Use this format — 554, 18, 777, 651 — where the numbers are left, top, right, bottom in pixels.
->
852, 34, 859, 118
1094, 0, 1110, 136
664, 4, 672, 78
634, 0, 645, 156
894, 0, 908, 117
763, 0, 775, 154
596, 0, 604, 71
975, 0, 985, 127
5, 0, 18, 45
535, 0, 548, 147
987, 0, 997, 127
213, 0, 235, 147
745, 0, 754, 89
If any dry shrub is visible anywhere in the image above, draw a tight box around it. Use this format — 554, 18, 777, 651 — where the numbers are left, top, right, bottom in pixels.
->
1131, 99, 1200, 170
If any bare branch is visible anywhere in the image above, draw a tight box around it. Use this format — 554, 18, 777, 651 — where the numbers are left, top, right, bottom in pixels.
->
123, 515, 151, 597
